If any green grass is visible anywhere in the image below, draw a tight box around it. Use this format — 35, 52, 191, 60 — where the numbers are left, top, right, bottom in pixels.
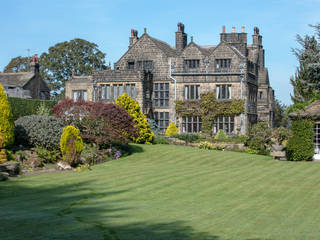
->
1, 144, 320, 240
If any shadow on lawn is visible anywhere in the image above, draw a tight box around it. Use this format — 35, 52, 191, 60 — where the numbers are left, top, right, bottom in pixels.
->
0, 179, 224, 240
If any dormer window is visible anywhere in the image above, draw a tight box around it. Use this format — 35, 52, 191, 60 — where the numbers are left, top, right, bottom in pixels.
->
215, 59, 231, 71
127, 61, 135, 70
184, 59, 200, 69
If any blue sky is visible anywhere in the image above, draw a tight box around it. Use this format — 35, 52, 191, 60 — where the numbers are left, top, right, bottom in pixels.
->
1, 0, 319, 105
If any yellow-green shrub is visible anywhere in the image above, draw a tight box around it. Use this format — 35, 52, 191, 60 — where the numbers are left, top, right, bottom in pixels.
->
0, 84, 14, 147
115, 93, 154, 144
60, 125, 84, 166
165, 122, 178, 136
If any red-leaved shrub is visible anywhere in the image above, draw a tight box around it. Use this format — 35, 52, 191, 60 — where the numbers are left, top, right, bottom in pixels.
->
53, 99, 137, 147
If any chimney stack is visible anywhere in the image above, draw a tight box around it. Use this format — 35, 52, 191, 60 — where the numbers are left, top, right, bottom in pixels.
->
30, 54, 40, 73
175, 22, 188, 54
241, 26, 245, 33
232, 26, 235, 33
129, 29, 139, 48
252, 27, 262, 46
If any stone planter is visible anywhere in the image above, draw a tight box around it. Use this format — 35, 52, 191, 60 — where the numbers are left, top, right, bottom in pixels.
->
272, 144, 284, 151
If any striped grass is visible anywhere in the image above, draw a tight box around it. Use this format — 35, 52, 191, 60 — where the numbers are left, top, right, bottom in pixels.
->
1, 144, 320, 239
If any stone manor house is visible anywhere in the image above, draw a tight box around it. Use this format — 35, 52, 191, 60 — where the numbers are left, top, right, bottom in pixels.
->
66, 23, 275, 135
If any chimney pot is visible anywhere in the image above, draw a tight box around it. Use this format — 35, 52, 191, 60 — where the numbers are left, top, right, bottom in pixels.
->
222, 26, 226, 33
241, 26, 245, 33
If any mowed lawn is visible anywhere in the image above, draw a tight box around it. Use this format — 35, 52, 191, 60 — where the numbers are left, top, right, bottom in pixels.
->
1, 144, 320, 240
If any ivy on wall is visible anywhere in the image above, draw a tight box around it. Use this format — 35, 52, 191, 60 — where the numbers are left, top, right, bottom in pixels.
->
175, 92, 245, 134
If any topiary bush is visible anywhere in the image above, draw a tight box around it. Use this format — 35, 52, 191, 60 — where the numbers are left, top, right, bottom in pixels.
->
286, 119, 314, 161
0, 83, 14, 147
15, 115, 65, 150
214, 129, 228, 142
247, 122, 272, 151
115, 93, 154, 144
165, 122, 178, 136
60, 126, 84, 166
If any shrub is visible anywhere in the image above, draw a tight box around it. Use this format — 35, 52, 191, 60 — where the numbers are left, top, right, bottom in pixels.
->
115, 93, 154, 144
80, 102, 137, 147
165, 122, 178, 136
53, 99, 137, 147
272, 127, 292, 145
0, 83, 14, 147
153, 136, 169, 144
60, 126, 84, 166
286, 119, 314, 161
36, 102, 51, 116
214, 129, 228, 142
198, 141, 226, 151
8, 97, 56, 120
147, 118, 160, 136
15, 115, 65, 150
35, 147, 61, 164
247, 122, 272, 151
171, 133, 199, 143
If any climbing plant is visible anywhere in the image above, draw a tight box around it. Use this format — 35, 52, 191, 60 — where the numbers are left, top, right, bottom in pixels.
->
175, 92, 245, 134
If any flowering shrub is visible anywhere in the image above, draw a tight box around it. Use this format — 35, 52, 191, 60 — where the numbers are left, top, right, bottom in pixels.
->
198, 141, 226, 151
0, 83, 14, 147
272, 127, 292, 145
107, 147, 122, 160
115, 93, 154, 144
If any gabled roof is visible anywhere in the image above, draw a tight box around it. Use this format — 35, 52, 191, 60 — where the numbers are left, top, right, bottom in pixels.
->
149, 36, 176, 57
182, 41, 211, 56
0, 72, 35, 87
289, 100, 320, 119
209, 42, 245, 59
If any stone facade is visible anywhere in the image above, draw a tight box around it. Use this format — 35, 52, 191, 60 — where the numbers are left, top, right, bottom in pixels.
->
0, 56, 50, 100
65, 23, 275, 134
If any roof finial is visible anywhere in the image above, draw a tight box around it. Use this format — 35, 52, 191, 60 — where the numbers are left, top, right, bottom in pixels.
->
144, 27, 147, 34
191, 36, 193, 42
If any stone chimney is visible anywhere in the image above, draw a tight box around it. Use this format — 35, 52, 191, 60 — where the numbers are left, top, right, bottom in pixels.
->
175, 22, 187, 54
30, 54, 40, 73
252, 27, 262, 46
129, 29, 139, 48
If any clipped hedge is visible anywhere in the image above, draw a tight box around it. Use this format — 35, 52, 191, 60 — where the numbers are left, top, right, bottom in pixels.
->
286, 119, 314, 161
8, 97, 56, 120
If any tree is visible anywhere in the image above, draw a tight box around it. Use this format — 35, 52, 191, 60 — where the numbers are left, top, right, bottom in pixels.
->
165, 122, 178, 136
273, 99, 288, 128
0, 83, 14, 148
40, 38, 107, 96
290, 25, 320, 103
3, 56, 30, 73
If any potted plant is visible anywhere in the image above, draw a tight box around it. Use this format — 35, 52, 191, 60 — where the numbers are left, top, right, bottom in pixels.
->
271, 127, 291, 151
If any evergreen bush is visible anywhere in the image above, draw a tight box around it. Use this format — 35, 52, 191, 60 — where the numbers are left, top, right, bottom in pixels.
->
171, 133, 199, 143
115, 93, 154, 144
286, 119, 314, 161
60, 126, 84, 166
165, 122, 178, 136
214, 130, 228, 142
15, 115, 65, 150
247, 122, 272, 151
0, 84, 14, 147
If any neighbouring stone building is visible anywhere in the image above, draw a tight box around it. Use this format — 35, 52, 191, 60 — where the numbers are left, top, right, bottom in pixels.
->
0, 55, 50, 100
66, 23, 275, 134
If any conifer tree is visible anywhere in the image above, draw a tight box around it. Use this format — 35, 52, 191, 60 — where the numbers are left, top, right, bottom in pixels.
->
0, 83, 14, 148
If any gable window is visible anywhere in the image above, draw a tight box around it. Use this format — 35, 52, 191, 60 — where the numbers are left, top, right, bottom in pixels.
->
182, 116, 202, 133
213, 115, 234, 135
73, 90, 87, 101
127, 61, 135, 70
137, 60, 153, 70
113, 84, 123, 100
184, 85, 200, 100
184, 59, 200, 70
215, 59, 231, 71
216, 84, 232, 99
124, 84, 136, 98
154, 112, 169, 132
154, 83, 169, 107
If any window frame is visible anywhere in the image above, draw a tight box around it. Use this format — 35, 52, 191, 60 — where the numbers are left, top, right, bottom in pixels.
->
213, 115, 235, 135
181, 116, 202, 133
154, 111, 170, 132
154, 83, 169, 108
184, 85, 200, 100
216, 84, 232, 100
72, 89, 87, 101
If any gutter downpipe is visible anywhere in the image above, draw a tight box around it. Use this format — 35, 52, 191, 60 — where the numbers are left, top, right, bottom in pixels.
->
169, 58, 177, 124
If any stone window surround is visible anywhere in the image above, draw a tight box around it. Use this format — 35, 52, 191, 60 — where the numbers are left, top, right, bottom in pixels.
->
154, 111, 169, 132
154, 82, 169, 108
216, 84, 232, 100
72, 89, 87, 101
184, 84, 200, 100
213, 115, 235, 135
181, 116, 202, 133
